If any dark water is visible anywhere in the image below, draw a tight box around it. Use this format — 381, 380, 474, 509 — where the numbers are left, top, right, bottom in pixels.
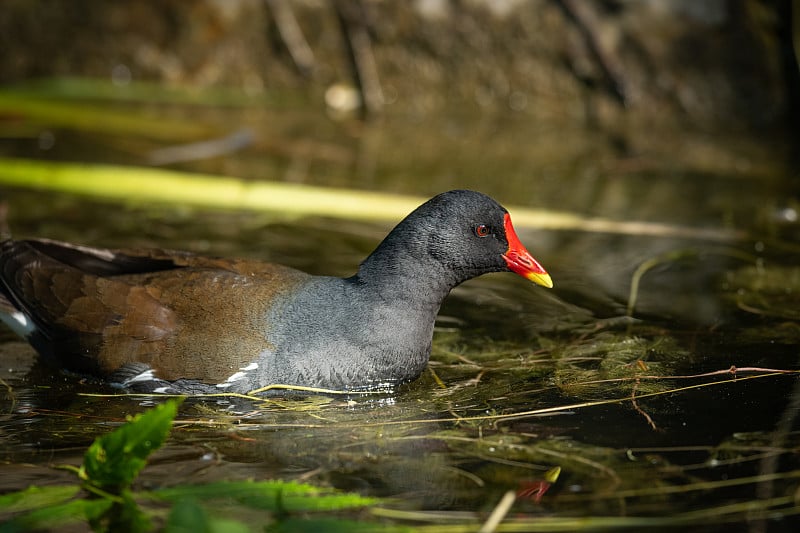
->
1, 98, 799, 530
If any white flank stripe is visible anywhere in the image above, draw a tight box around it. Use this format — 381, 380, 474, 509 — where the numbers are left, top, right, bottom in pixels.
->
226, 371, 247, 383
124, 369, 156, 384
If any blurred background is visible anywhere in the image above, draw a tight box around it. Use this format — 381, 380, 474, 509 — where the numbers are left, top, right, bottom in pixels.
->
0, 0, 796, 201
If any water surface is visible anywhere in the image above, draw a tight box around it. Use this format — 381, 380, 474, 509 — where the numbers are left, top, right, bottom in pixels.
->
1, 94, 798, 530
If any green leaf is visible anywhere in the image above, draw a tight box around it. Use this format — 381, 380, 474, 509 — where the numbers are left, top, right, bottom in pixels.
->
152, 480, 378, 513
0, 485, 80, 514
80, 398, 182, 490
267, 518, 412, 533
0, 498, 113, 533
165, 499, 251, 533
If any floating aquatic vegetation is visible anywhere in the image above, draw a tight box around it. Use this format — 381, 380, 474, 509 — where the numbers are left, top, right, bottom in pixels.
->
723, 264, 800, 321
551, 332, 688, 399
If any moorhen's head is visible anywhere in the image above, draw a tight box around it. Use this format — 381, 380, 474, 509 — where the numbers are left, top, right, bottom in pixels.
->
361, 190, 552, 289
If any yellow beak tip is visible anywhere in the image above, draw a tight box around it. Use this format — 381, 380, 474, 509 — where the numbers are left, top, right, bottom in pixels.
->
527, 272, 554, 289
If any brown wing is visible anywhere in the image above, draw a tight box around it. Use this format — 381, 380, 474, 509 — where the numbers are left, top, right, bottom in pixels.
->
0, 238, 309, 383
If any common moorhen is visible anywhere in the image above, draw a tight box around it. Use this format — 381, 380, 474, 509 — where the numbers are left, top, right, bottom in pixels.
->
0, 190, 551, 394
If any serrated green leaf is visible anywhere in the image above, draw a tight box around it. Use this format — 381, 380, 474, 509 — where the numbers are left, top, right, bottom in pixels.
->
154, 480, 321, 500
0, 485, 80, 513
152, 480, 378, 512
80, 398, 182, 490
0, 498, 113, 533
165, 499, 251, 533
268, 518, 411, 533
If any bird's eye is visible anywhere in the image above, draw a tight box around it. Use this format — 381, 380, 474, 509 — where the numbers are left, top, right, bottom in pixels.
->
474, 224, 490, 237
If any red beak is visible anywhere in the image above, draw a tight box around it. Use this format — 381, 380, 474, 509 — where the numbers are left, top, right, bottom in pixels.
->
502, 213, 553, 288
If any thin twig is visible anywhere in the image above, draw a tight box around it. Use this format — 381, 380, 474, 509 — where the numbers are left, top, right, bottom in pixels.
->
631, 379, 658, 431
479, 490, 516, 533
333, 0, 384, 118
556, 0, 628, 104
0, 201, 10, 239
264, 0, 316, 76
